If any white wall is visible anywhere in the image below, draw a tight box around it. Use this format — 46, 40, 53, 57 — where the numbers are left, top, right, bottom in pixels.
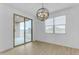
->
35, 5, 79, 49
0, 4, 34, 52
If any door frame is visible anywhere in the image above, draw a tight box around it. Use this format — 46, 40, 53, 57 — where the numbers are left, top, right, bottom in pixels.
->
13, 13, 33, 47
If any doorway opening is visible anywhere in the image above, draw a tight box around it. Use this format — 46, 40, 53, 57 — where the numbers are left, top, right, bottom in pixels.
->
13, 14, 33, 47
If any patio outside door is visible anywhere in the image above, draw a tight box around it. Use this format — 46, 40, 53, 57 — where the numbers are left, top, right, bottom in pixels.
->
13, 14, 32, 47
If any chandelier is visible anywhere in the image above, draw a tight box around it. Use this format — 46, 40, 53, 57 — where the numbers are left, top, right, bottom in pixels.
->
36, 3, 49, 21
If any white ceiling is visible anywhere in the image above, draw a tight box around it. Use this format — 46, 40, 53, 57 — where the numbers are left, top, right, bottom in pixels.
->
5, 3, 79, 16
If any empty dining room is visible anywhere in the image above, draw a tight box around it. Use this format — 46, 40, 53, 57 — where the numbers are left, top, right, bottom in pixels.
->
0, 3, 79, 55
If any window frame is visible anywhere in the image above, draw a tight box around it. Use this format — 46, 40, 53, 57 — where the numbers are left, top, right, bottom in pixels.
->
45, 15, 66, 34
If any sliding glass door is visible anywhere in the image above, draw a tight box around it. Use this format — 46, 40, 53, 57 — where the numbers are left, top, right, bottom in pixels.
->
14, 14, 32, 46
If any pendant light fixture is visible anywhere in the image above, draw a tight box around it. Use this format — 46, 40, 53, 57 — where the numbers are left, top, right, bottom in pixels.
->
36, 3, 49, 21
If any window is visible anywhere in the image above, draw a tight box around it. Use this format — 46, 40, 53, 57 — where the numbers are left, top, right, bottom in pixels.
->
45, 18, 53, 33
54, 16, 66, 33
45, 15, 66, 33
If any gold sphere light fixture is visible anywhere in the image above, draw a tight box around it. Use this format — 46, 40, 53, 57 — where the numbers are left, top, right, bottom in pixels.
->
36, 3, 49, 21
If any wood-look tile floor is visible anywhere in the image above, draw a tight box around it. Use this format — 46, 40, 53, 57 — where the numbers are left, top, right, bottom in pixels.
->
1, 41, 79, 55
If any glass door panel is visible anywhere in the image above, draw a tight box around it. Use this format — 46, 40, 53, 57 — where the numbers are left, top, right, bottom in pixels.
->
15, 16, 24, 46
25, 19, 32, 42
